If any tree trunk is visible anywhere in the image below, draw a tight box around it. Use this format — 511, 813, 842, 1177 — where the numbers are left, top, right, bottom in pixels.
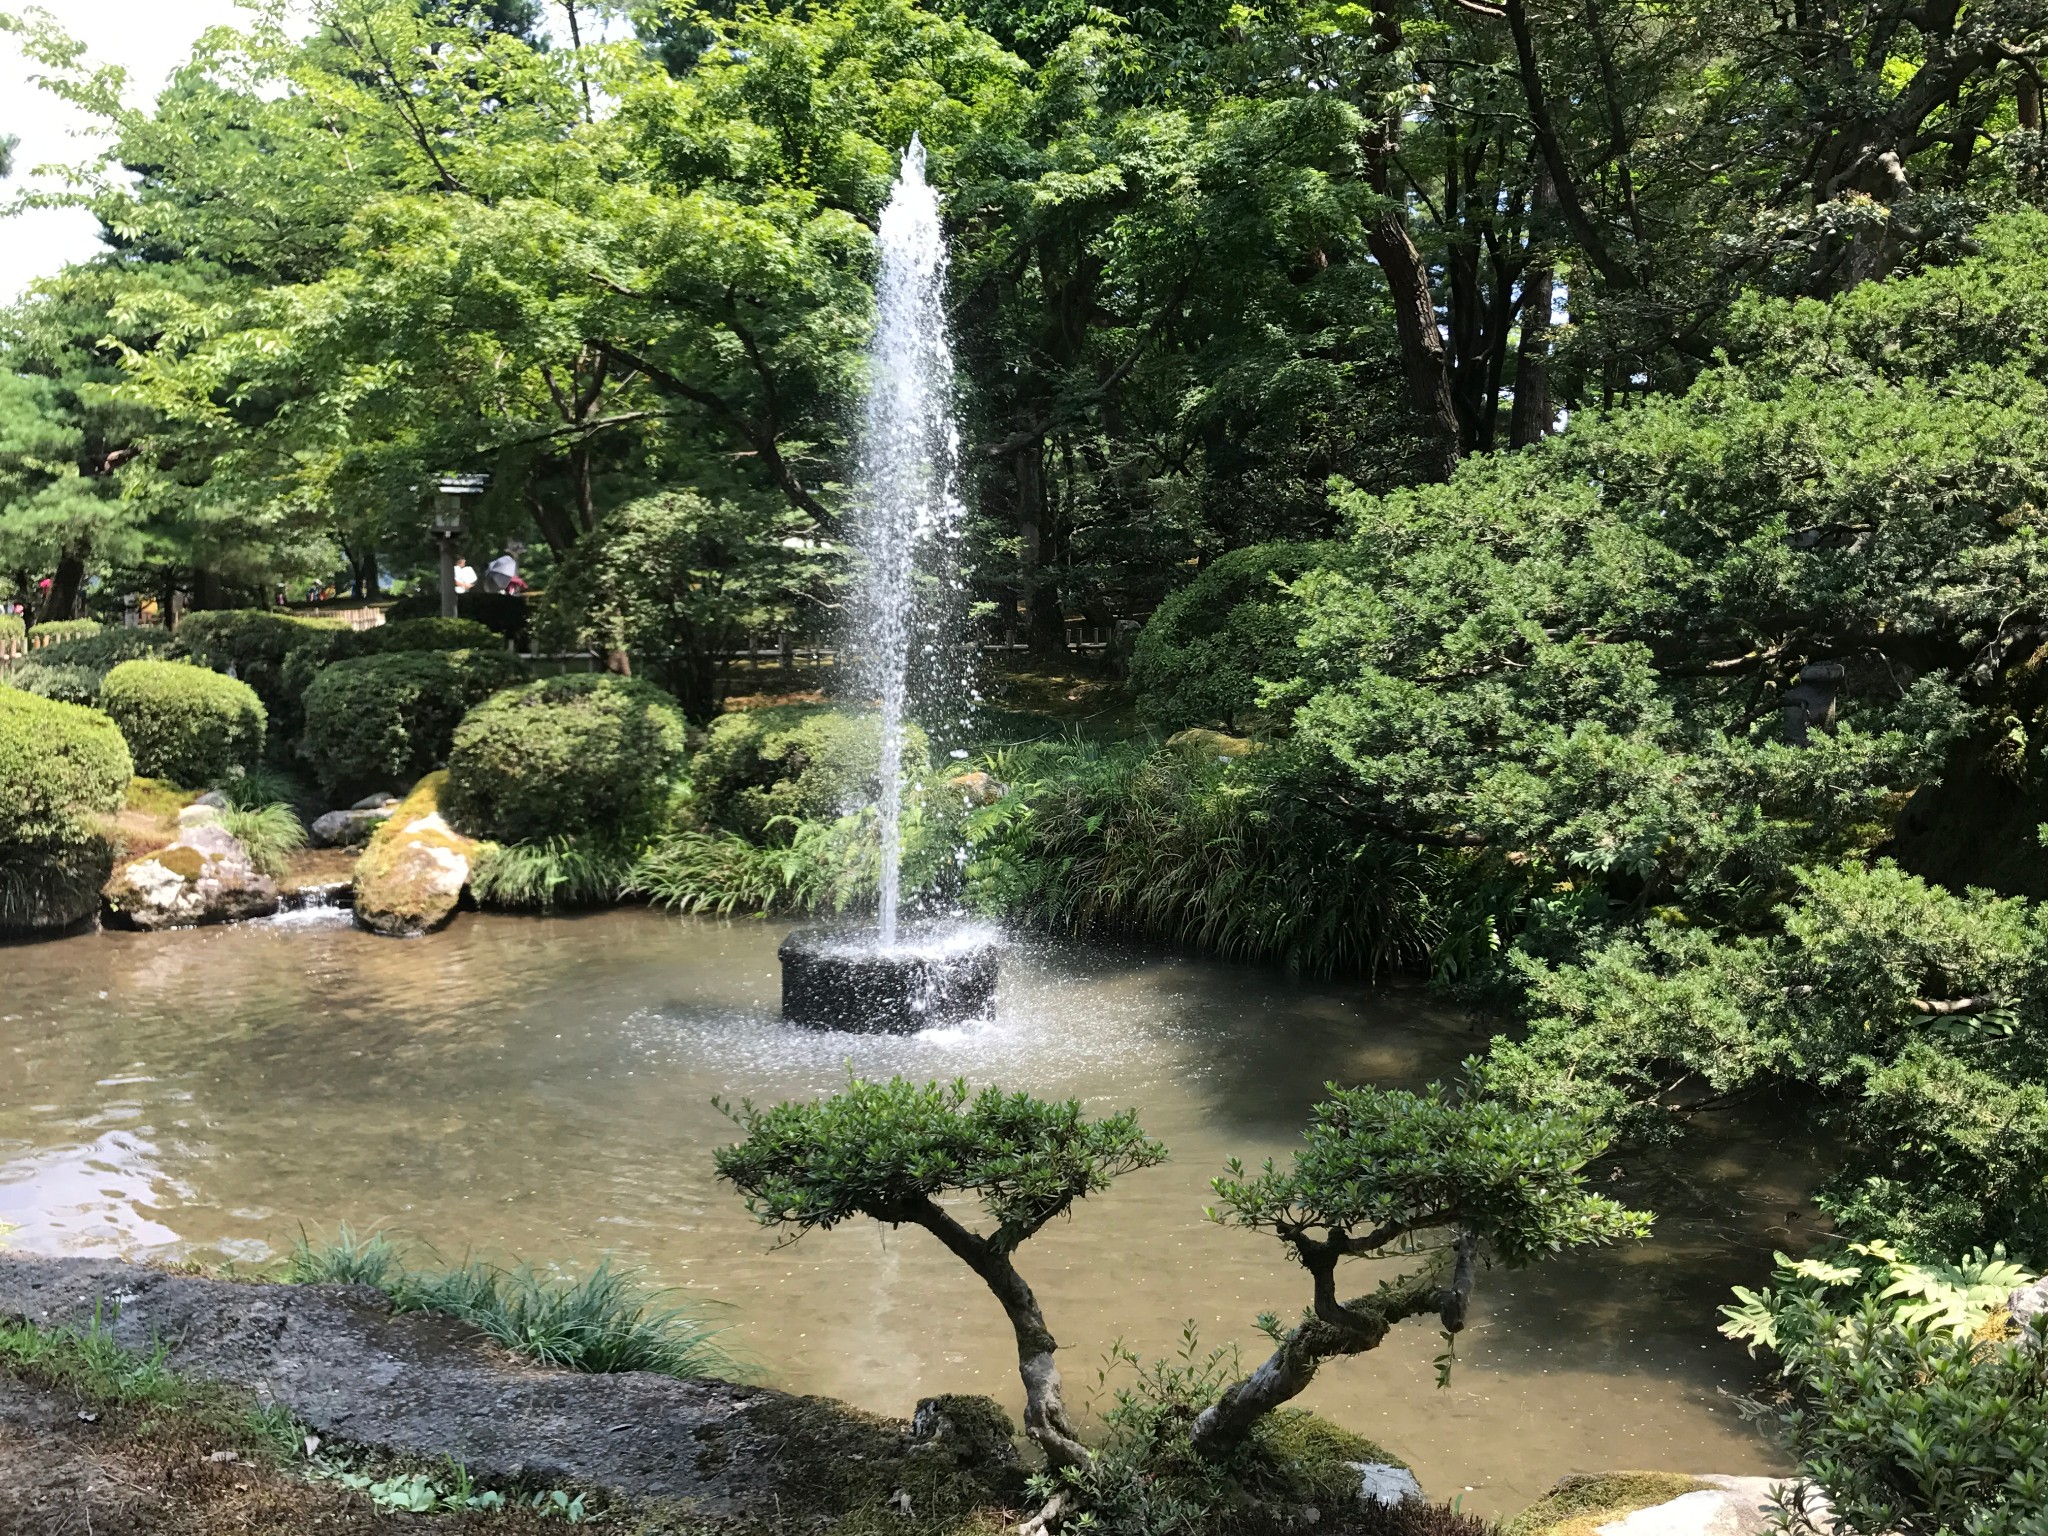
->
908, 1202, 1091, 1472
1190, 1235, 1475, 1462
41, 548, 88, 622
1364, 207, 1461, 482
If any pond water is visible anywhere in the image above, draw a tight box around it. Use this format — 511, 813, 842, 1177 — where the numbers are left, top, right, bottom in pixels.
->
0, 909, 1811, 1514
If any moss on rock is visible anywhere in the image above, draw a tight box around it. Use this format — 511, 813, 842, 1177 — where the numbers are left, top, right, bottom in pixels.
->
1504, 1473, 1716, 1536
353, 772, 477, 937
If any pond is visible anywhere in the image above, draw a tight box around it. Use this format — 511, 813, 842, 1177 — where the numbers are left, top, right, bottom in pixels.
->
0, 909, 1810, 1514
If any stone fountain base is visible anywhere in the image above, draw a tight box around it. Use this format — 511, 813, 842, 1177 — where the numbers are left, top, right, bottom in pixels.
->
779, 924, 1001, 1031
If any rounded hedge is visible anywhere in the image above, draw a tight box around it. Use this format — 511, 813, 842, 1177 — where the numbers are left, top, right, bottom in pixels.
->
10, 626, 173, 704
299, 647, 529, 797
98, 658, 267, 787
279, 615, 504, 702
692, 705, 927, 842
1129, 541, 1339, 732
0, 689, 132, 846
444, 675, 689, 845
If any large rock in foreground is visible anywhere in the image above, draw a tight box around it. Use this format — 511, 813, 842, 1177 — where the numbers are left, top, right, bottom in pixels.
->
353, 772, 475, 937
0, 1254, 1023, 1519
101, 807, 279, 929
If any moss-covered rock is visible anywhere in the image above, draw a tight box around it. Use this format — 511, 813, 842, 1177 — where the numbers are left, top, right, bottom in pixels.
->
353, 772, 477, 937
102, 809, 280, 930
1504, 1473, 1717, 1536
1165, 728, 1257, 762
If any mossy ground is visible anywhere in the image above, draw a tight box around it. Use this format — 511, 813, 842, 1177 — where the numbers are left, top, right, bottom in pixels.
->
1502, 1473, 1714, 1536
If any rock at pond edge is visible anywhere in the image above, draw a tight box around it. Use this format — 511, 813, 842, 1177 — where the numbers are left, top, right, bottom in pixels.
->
103, 821, 280, 930
353, 772, 475, 938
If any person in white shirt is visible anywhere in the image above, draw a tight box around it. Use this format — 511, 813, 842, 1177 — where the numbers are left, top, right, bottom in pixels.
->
453, 558, 479, 595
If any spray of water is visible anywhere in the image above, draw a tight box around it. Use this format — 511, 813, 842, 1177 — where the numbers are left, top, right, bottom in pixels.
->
850, 136, 967, 948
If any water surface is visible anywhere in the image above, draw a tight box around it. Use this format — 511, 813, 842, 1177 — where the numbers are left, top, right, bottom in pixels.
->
0, 910, 1809, 1512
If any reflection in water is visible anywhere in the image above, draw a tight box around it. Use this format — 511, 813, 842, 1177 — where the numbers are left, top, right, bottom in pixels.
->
0, 911, 1806, 1511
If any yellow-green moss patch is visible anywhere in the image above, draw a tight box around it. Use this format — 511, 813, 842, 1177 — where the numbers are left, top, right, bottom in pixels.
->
1505, 1472, 1715, 1536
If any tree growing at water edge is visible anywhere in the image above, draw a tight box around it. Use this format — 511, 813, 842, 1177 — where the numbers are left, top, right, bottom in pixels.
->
1191, 1077, 1651, 1459
713, 1076, 1168, 1470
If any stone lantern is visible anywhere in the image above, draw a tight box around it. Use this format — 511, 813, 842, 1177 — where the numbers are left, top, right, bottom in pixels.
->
431, 474, 489, 619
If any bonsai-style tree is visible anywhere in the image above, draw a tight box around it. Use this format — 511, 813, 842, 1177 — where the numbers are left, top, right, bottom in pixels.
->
1191, 1076, 1652, 1459
714, 1076, 1168, 1470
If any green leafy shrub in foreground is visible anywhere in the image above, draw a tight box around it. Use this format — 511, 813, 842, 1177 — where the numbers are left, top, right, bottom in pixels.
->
692, 705, 926, 843
444, 674, 688, 845
98, 659, 266, 786
8, 626, 171, 703
470, 835, 635, 911
1129, 540, 1336, 732
1722, 1243, 2047, 1536
285, 1227, 734, 1380
298, 648, 528, 797
0, 689, 132, 933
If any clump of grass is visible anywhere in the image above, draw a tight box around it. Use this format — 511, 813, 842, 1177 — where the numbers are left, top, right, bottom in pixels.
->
219, 801, 309, 876
219, 764, 303, 810
287, 1226, 738, 1381
471, 835, 635, 911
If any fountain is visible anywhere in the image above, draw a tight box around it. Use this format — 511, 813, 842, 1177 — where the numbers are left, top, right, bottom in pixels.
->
779, 135, 1001, 1032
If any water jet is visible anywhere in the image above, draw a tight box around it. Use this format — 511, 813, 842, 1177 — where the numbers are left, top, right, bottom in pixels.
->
777, 135, 1000, 1030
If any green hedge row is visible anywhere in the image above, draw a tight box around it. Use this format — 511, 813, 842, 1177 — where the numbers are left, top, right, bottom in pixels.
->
8, 627, 173, 704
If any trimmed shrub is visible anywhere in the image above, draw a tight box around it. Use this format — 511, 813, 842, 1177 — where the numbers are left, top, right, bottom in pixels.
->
1128, 541, 1337, 732
299, 648, 529, 798
444, 675, 689, 845
277, 616, 504, 701
28, 618, 102, 647
0, 614, 22, 647
98, 659, 266, 787
0, 690, 132, 934
171, 608, 343, 734
692, 705, 926, 842
9, 626, 172, 704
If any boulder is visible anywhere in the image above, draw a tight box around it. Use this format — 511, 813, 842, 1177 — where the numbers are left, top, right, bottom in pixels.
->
2009, 1277, 2048, 1345
946, 770, 1008, 806
353, 772, 476, 937
103, 821, 280, 930
310, 805, 393, 848
1352, 1461, 1423, 1507
192, 789, 230, 809
1165, 727, 1257, 762
176, 802, 223, 828
351, 791, 399, 810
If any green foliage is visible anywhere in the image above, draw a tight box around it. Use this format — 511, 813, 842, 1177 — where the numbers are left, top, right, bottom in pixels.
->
1129, 543, 1336, 732
715, 1077, 1168, 1250
694, 706, 928, 843
1721, 1246, 2048, 1536
966, 739, 1437, 978
11, 626, 173, 704
29, 618, 101, 645
297, 647, 528, 797
277, 615, 504, 699
471, 835, 635, 910
1211, 1077, 1651, 1267
1046, 1324, 1404, 1536
539, 490, 819, 723
0, 1313, 207, 1416
0, 688, 132, 846
97, 658, 266, 787
443, 674, 689, 845
284, 1228, 735, 1381
218, 802, 308, 878
1490, 862, 2048, 1257
171, 610, 343, 730
0, 613, 21, 644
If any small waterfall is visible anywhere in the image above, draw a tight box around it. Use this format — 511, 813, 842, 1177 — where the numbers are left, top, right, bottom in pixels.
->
850, 136, 966, 947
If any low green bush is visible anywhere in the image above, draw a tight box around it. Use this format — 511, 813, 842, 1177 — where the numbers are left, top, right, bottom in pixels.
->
1723, 1243, 2047, 1536
693, 705, 927, 842
28, 617, 102, 647
298, 648, 528, 798
470, 836, 635, 910
9, 626, 173, 704
277, 616, 503, 700
1128, 541, 1336, 732
171, 608, 343, 735
0, 689, 132, 933
98, 658, 266, 787
443, 674, 688, 845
